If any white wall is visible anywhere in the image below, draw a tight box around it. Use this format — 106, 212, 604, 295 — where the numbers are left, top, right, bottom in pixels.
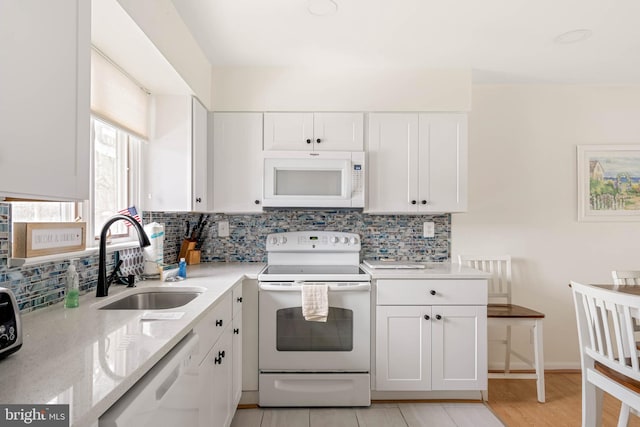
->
452, 85, 640, 369
211, 67, 471, 111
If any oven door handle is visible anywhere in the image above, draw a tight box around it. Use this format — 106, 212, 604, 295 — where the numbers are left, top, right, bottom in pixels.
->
259, 283, 371, 292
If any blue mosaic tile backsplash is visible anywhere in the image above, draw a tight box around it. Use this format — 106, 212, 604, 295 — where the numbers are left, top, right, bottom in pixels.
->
143, 210, 451, 265
0, 203, 450, 314
0, 203, 142, 313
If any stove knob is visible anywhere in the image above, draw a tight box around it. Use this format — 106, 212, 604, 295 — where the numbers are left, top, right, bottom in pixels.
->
269, 237, 278, 245
330, 236, 339, 244
350, 237, 358, 245
279, 236, 287, 244
341, 237, 349, 244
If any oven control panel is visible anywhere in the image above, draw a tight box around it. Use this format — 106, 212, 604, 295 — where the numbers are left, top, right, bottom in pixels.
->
266, 231, 361, 252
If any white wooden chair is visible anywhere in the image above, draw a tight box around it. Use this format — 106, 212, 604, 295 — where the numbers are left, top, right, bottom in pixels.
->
612, 271, 640, 286
458, 255, 545, 403
571, 281, 640, 427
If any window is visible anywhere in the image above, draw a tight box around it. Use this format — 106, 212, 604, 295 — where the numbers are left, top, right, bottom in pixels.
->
92, 118, 141, 239
11, 47, 148, 252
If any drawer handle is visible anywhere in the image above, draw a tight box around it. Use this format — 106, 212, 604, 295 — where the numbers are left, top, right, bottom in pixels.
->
215, 319, 223, 327
435, 314, 442, 320
423, 315, 430, 320
234, 328, 240, 334
218, 350, 226, 358
236, 297, 243, 303
430, 290, 436, 296
214, 356, 222, 365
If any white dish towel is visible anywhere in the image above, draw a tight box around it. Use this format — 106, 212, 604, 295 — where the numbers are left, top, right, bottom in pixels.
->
301, 284, 329, 322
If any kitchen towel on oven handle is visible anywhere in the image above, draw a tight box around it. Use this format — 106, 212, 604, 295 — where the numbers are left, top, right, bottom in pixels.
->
301, 284, 328, 322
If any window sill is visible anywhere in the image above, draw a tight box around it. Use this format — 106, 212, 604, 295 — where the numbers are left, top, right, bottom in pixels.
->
8, 241, 140, 268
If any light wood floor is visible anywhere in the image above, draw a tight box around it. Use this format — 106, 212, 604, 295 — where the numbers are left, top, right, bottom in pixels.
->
487, 372, 640, 426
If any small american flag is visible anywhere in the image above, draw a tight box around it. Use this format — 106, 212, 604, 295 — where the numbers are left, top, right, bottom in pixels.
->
118, 206, 142, 227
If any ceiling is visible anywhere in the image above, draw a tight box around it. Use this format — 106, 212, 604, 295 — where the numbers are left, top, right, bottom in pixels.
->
171, 0, 640, 84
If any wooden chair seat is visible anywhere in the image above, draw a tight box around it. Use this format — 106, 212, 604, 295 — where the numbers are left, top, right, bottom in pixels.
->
488, 303, 545, 319
595, 360, 640, 395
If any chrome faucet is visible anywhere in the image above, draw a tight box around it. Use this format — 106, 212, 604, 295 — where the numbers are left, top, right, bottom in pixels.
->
96, 214, 151, 297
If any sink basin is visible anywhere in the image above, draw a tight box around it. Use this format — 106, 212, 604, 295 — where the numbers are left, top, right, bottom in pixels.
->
97, 287, 204, 310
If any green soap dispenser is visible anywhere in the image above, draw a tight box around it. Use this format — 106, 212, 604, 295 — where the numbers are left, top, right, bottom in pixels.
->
64, 259, 80, 308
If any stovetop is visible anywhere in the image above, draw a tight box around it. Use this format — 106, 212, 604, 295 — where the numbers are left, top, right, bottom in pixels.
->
258, 264, 370, 282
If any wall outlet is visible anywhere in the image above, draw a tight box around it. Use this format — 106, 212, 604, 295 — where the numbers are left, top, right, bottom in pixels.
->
218, 221, 230, 237
423, 221, 435, 238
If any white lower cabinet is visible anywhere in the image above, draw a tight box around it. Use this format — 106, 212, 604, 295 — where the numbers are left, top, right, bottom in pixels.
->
375, 280, 487, 392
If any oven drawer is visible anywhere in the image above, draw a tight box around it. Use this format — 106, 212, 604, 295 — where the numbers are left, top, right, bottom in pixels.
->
376, 279, 487, 306
259, 373, 370, 407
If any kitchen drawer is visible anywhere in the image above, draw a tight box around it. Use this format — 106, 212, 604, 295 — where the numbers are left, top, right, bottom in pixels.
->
194, 292, 232, 364
232, 283, 243, 319
376, 279, 487, 306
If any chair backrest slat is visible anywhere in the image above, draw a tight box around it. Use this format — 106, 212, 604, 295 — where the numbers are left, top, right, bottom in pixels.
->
458, 255, 511, 305
572, 281, 640, 382
612, 270, 640, 286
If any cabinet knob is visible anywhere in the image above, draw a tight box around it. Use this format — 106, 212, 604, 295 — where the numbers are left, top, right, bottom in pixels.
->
195, 197, 202, 203
254, 200, 261, 205
234, 328, 240, 334
435, 314, 442, 320
306, 139, 312, 144
430, 290, 436, 295
215, 319, 223, 327
214, 356, 222, 365
424, 314, 430, 320
218, 350, 225, 358
411, 200, 417, 205
316, 138, 321, 143
237, 297, 243, 303
421, 200, 427, 205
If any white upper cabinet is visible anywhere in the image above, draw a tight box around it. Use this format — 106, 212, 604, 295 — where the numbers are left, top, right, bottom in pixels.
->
263, 112, 363, 151
192, 98, 209, 209
142, 95, 208, 212
211, 113, 263, 213
366, 113, 467, 214
0, 0, 90, 200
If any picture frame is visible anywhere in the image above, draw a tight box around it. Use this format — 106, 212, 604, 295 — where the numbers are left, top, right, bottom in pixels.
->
577, 145, 640, 221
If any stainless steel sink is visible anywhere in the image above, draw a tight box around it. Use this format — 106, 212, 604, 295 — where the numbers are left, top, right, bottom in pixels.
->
97, 287, 204, 310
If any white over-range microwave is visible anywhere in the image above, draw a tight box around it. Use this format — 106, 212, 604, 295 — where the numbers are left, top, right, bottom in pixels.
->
262, 151, 365, 208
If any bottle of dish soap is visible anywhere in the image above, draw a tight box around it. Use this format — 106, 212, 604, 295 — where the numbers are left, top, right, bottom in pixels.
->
64, 260, 80, 308
178, 257, 187, 279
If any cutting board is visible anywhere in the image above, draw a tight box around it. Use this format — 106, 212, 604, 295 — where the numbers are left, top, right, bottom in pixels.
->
363, 260, 426, 269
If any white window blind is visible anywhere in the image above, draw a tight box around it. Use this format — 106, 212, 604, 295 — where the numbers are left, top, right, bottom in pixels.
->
90, 48, 149, 139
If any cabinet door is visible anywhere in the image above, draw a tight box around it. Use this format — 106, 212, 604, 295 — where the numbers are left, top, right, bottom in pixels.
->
0, 0, 90, 200
192, 97, 208, 210
375, 305, 431, 391
142, 95, 193, 211
431, 305, 487, 391
313, 113, 363, 151
211, 326, 233, 427
263, 113, 313, 151
366, 113, 419, 213
418, 114, 468, 212
232, 313, 242, 408
212, 113, 264, 213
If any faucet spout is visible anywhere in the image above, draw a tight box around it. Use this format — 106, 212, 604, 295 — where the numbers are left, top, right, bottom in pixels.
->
96, 214, 151, 297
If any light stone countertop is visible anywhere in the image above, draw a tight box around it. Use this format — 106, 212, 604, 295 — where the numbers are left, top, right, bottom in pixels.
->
0, 262, 265, 427
361, 262, 492, 279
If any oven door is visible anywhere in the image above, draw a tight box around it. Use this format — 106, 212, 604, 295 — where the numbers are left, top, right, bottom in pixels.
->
259, 281, 370, 372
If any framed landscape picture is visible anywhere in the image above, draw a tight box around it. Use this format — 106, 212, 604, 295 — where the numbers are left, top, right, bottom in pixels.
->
577, 145, 640, 221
